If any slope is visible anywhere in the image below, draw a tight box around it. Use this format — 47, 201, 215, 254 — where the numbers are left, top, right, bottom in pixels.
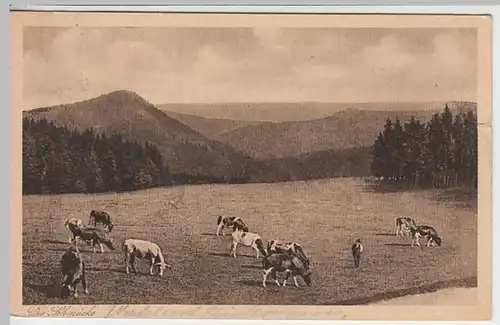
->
161, 110, 261, 141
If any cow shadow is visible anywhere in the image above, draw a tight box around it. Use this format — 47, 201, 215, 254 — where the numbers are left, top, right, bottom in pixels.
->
374, 233, 396, 237
86, 267, 124, 274
384, 243, 412, 247
25, 281, 61, 298
201, 233, 231, 237
238, 279, 264, 287
209, 252, 256, 258
208, 252, 231, 257
49, 248, 72, 252
241, 264, 261, 270
43, 239, 69, 245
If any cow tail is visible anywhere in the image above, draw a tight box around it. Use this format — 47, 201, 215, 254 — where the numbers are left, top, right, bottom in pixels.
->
217, 216, 223, 225
255, 238, 267, 257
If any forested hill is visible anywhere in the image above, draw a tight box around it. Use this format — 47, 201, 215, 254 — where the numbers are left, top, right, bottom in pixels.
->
23, 90, 288, 184
22, 117, 170, 194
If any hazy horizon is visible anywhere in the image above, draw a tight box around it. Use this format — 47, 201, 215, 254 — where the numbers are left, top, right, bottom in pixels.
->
22, 88, 476, 122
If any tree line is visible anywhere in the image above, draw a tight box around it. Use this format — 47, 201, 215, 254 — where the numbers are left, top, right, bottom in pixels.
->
23, 117, 171, 194
370, 104, 477, 189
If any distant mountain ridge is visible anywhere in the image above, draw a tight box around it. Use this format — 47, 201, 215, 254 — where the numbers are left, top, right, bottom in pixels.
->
156, 101, 477, 122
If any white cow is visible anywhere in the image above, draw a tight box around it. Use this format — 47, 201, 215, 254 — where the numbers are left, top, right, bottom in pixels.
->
122, 239, 172, 276
64, 218, 85, 244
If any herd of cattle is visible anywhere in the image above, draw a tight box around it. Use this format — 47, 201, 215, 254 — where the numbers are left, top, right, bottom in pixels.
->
55, 210, 442, 298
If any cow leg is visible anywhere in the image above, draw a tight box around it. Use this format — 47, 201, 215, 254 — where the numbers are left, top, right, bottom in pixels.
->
262, 267, 273, 288
149, 258, 155, 276
252, 243, 259, 259
271, 269, 280, 286
293, 275, 300, 288
130, 256, 137, 274
282, 270, 291, 287
71, 278, 79, 297
99, 243, 104, 254
91, 239, 96, 253
262, 267, 279, 288
216, 224, 223, 236
231, 242, 237, 258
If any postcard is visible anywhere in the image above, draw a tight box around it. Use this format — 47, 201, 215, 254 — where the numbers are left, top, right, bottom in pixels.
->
10, 11, 492, 320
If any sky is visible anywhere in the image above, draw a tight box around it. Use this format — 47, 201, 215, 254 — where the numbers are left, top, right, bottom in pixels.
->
23, 27, 477, 110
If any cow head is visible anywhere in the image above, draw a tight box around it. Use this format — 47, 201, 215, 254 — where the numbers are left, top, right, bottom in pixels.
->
154, 262, 172, 276
105, 238, 116, 251
434, 236, 442, 246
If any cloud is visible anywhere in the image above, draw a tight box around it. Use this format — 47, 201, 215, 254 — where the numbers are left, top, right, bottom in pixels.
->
23, 27, 477, 109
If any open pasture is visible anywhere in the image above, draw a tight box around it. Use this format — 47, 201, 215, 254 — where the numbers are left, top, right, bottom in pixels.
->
22, 178, 477, 305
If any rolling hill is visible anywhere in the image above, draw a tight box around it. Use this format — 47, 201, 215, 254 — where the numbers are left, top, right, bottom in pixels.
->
161, 110, 261, 141
217, 102, 477, 159
23, 90, 289, 184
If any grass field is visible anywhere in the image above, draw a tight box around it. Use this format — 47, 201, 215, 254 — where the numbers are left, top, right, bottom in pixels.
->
22, 178, 477, 305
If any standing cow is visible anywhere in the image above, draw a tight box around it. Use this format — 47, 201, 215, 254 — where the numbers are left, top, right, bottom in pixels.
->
216, 215, 249, 236
395, 217, 417, 237
73, 227, 115, 253
64, 218, 85, 244
122, 239, 172, 276
262, 253, 312, 288
88, 210, 114, 232
410, 225, 442, 247
60, 247, 88, 298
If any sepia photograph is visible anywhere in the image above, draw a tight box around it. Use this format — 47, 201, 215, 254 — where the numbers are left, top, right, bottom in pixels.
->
10, 12, 492, 320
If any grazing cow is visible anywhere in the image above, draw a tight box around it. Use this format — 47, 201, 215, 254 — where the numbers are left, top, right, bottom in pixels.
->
410, 225, 442, 247
64, 218, 84, 244
395, 217, 417, 237
88, 210, 114, 232
230, 226, 267, 259
73, 227, 115, 253
266, 240, 310, 267
216, 215, 248, 236
122, 239, 172, 276
60, 247, 88, 298
351, 238, 363, 268
262, 253, 312, 288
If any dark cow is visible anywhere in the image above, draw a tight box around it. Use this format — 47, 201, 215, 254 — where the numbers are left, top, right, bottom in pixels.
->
60, 247, 88, 298
395, 217, 417, 237
410, 225, 442, 247
73, 227, 115, 253
351, 238, 363, 268
88, 210, 114, 232
262, 253, 312, 288
216, 215, 248, 236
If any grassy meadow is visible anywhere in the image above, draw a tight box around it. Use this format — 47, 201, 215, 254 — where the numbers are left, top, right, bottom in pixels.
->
22, 178, 477, 305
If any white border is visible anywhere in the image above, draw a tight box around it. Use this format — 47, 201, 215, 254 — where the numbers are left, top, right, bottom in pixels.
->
7, 4, 499, 325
